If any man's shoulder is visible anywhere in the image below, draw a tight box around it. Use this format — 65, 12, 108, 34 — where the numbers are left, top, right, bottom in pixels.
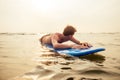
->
54, 33, 62, 35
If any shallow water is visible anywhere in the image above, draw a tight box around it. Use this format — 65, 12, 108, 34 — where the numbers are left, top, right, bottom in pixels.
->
0, 33, 120, 80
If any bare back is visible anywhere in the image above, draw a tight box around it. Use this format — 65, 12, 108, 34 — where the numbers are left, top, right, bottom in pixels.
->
51, 33, 71, 43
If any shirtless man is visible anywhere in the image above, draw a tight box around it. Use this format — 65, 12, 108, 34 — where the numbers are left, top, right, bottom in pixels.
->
40, 25, 92, 49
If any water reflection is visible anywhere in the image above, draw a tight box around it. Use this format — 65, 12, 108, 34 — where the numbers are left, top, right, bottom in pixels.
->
79, 54, 105, 63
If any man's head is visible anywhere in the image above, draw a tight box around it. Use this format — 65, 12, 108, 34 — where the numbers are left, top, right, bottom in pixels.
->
63, 25, 77, 36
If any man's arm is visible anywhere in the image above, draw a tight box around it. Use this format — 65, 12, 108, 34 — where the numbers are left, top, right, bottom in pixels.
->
70, 37, 81, 45
51, 34, 73, 49
70, 37, 92, 47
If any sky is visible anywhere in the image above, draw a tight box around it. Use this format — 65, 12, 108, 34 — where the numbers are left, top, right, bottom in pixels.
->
0, 0, 120, 33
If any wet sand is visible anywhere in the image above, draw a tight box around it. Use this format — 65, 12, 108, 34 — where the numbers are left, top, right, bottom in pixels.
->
0, 33, 120, 80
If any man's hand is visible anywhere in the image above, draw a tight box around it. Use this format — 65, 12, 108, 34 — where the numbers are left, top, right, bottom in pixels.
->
72, 42, 92, 49
81, 42, 92, 47
72, 44, 89, 49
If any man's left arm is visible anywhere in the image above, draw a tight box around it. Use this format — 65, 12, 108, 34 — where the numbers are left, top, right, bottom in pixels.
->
70, 37, 92, 47
70, 37, 81, 45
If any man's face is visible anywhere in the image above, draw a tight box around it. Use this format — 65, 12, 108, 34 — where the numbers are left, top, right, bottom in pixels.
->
67, 35, 73, 38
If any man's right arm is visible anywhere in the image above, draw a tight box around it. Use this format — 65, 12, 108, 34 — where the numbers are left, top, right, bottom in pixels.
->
51, 34, 73, 49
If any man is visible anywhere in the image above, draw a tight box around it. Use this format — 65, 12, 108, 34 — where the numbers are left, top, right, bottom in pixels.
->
40, 25, 92, 49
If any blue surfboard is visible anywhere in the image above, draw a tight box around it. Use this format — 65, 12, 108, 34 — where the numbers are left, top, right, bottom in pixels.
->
45, 44, 105, 57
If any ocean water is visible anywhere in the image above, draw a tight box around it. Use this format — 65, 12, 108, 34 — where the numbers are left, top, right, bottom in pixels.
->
0, 33, 120, 80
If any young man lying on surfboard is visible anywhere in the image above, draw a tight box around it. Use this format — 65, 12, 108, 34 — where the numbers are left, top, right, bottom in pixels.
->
39, 25, 92, 49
